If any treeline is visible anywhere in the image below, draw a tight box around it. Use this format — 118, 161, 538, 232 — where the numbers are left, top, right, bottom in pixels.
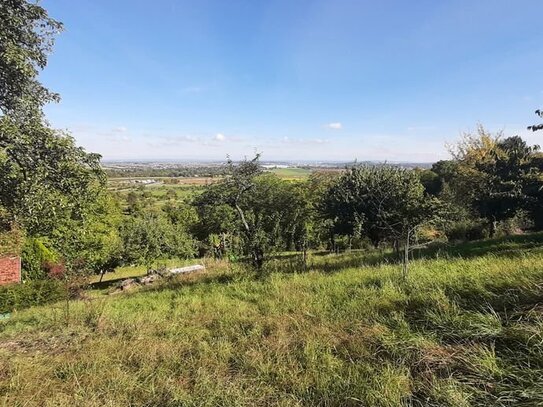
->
1, 1, 543, 282
5, 125, 543, 281
105, 165, 227, 179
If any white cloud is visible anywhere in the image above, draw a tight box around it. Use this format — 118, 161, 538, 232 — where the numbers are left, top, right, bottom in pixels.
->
215, 133, 226, 141
281, 137, 328, 145
113, 126, 127, 133
325, 122, 342, 130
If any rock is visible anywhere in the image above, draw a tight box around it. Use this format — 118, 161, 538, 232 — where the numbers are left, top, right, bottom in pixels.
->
168, 265, 205, 274
118, 278, 139, 291
137, 274, 161, 285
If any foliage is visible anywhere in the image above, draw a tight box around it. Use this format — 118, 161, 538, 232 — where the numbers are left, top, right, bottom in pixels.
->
448, 127, 542, 235
20, 237, 57, 280
120, 211, 196, 268
0, 118, 105, 237
0, 278, 65, 313
527, 109, 543, 132
0, 0, 62, 116
322, 166, 439, 246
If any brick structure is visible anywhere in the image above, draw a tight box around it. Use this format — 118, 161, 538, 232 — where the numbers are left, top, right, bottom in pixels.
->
0, 256, 21, 285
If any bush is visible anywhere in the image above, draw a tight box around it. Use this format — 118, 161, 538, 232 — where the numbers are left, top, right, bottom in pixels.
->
494, 210, 534, 237
0, 279, 66, 313
21, 237, 58, 280
446, 219, 489, 242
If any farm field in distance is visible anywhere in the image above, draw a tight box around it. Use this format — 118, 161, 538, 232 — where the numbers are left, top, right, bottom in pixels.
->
105, 164, 319, 205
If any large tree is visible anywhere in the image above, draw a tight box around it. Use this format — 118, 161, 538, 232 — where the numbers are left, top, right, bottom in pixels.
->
449, 127, 541, 235
0, 0, 62, 115
0, 1, 109, 277
322, 165, 439, 276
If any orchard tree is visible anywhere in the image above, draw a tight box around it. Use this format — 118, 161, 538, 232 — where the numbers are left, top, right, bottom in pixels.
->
197, 155, 314, 270
322, 165, 440, 277
120, 211, 196, 269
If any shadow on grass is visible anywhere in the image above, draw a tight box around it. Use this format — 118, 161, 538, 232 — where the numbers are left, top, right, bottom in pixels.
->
279, 232, 543, 275
413, 232, 543, 260
89, 276, 130, 291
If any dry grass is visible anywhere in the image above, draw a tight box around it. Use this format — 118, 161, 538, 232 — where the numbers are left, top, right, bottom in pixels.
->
1, 234, 543, 406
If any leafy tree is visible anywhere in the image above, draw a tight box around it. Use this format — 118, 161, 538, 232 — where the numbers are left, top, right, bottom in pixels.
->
449, 127, 541, 235
0, 0, 107, 281
0, 120, 104, 236
322, 165, 440, 276
0, 0, 62, 115
120, 211, 196, 269
196, 155, 316, 269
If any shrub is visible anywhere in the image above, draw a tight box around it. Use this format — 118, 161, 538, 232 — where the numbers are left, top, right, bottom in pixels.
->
0, 279, 66, 313
446, 219, 489, 241
21, 237, 58, 280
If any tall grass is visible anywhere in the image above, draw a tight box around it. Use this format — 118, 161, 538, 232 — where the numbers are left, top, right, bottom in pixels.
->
1, 234, 542, 406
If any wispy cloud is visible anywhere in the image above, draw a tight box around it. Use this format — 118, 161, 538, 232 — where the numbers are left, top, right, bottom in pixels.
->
215, 133, 226, 141
282, 136, 328, 145
325, 122, 342, 130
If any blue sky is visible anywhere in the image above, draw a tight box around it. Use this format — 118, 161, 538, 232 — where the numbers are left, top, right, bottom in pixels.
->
41, 0, 543, 162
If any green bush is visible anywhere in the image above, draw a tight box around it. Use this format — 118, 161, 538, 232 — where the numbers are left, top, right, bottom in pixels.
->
446, 219, 489, 241
21, 237, 58, 280
0, 279, 65, 313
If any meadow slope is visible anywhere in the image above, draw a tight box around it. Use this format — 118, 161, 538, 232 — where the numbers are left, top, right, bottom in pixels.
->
1, 234, 543, 406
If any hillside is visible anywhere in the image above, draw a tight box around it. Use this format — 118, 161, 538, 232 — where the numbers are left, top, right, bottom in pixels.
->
1, 234, 543, 406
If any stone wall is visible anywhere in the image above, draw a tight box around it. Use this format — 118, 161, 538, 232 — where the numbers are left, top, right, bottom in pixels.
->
0, 256, 21, 285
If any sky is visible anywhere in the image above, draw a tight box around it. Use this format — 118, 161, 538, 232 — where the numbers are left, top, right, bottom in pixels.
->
41, 0, 543, 162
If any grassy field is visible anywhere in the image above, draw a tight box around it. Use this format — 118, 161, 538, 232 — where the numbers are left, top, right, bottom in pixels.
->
1, 234, 543, 406
269, 167, 313, 180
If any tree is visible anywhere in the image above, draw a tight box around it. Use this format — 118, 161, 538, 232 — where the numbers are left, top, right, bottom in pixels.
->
0, 0, 62, 116
195, 155, 317, 270
322, 166, 439, 277
0, 0, 108, 280
449, 127, 541, 235
222, 155, 266, 268
120, 211, 196, 269
0, 120, 105, 236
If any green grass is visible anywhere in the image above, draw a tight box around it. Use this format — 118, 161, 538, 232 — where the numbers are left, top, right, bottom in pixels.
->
1, 234, 543, 406
269, 167, 313, 180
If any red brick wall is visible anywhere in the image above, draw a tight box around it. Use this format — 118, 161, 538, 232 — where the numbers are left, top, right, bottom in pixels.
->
0, 256, 21, 285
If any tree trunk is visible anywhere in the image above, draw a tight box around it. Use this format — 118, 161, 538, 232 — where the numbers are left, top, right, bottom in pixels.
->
489, 219, 498, 238
402, 230, 411, 280
252, 246, 264, 269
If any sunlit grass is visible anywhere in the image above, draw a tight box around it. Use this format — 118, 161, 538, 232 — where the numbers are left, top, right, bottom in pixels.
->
1, 233, 542, 406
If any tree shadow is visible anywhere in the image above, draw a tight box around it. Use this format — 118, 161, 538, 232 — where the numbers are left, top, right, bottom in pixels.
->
413, 232, 543, 261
